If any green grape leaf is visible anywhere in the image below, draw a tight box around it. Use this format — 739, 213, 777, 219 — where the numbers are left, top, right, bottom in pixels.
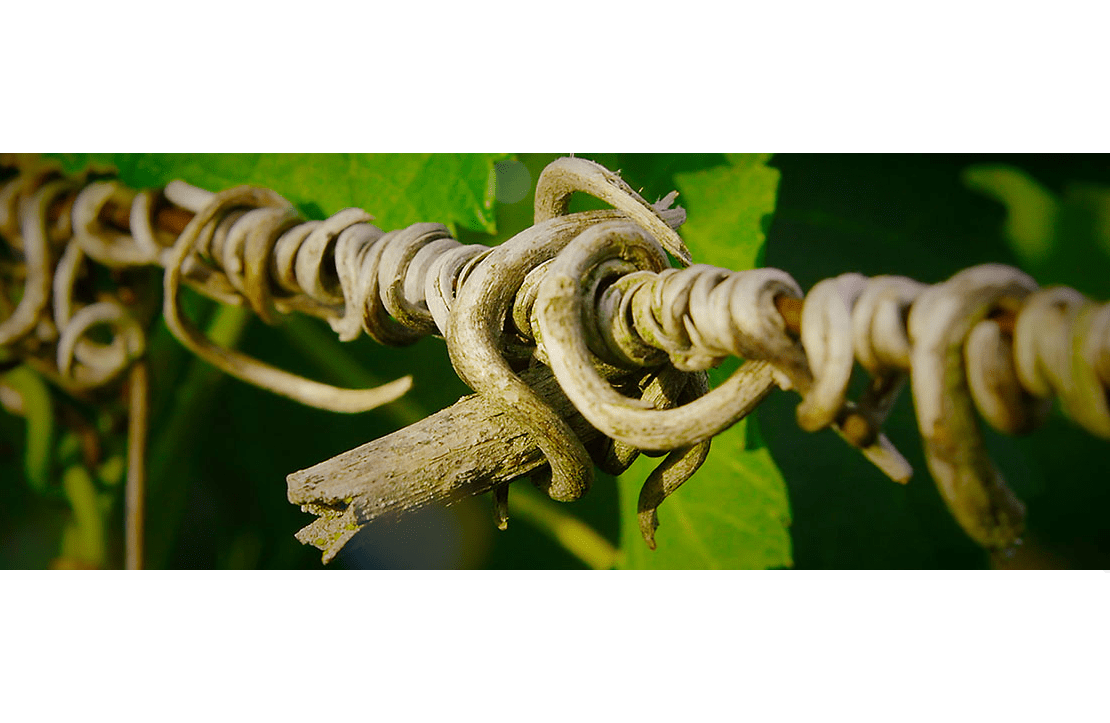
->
676, 153, 781, 269
617, 154, 793, 569
46, 153, 505, 235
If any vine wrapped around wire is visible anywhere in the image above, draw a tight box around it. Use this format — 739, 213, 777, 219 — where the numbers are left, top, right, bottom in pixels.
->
1, 155, 1108, 565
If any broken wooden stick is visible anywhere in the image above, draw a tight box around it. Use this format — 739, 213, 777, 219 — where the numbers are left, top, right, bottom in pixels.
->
286, 365, 612, 563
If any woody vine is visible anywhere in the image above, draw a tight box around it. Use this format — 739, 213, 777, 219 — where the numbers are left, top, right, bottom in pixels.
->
1, 153, 1108, 569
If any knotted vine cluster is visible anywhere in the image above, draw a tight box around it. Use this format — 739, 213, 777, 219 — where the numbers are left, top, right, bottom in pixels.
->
1, 154, 1108, 567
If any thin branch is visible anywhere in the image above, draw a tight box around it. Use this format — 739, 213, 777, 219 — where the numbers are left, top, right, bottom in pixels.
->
125, 361, 149, 570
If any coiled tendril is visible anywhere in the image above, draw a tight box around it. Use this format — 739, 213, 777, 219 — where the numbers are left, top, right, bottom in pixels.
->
2, 155, 1109, 559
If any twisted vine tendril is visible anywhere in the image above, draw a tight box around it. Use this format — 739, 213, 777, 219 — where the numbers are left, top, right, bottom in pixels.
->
2, 154, 1109, 565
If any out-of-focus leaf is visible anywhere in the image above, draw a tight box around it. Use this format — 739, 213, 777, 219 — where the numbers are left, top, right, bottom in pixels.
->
47, 153, 505, 234
2, 366, 54, 493
58, 465, 105, 567
963, 165, 1059, 267
964, 164, 1110, 299
616, 154, 793, 569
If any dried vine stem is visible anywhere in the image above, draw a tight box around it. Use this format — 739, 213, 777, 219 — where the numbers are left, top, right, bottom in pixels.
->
288, 365, 605, 563
125, 361, 149, 570
2, 155, 1109, 567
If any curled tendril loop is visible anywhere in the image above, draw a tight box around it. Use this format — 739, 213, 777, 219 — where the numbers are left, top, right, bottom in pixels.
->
332, 221, 457, 345
535, 220, 779, 451
848, 276, 928, 437
637, 373, 712, 550
447, 211, 633, 502
534, 156, 692, 265
56, 301, 146, 389
1012, 287, 1110, 438
5, 156, 1110, 559
446, 156, 692, 505
0, 178, 73, 346
51, 241, 145, 389
0, 167, 147, 393
907, 264, 1040, 550
163, 186, 412, 413
129, 189, 179, 265
72, 181, 158, 267
798, 273, 869, 431
792, 274, 920, 482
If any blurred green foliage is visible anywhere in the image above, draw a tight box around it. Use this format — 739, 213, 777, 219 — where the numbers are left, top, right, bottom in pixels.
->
2, 153, 1108, 569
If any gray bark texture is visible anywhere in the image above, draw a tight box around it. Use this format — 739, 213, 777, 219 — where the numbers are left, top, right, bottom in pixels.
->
286, 365, 604, 563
